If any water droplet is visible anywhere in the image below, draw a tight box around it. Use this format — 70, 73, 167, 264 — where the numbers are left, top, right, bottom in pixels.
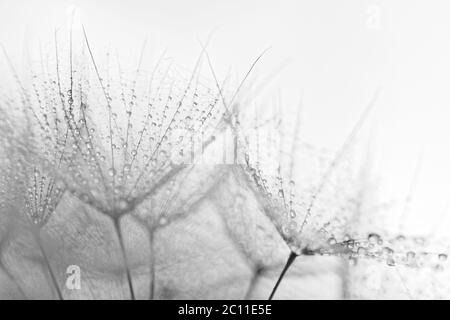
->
289, 209, 296, 218
368, 233, 380, 244
383, 247, 394, 258
328, 237, 337, 246
357, 247, 367, 256
386, 257, 396, 266
406, 251, 415, 260
349, 257, 358, 266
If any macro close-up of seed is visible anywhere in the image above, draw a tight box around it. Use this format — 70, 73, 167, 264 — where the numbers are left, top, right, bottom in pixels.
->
1, 0, 450, 307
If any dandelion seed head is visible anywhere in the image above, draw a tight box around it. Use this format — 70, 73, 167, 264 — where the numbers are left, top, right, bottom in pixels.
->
1, 35, 233, 220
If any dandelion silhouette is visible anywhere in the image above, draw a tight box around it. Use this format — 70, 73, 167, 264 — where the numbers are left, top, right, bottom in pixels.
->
50, 30, 222, 215
229, 88, 450, 299
2, 26, 449, 299
1, 24, 263, 299
234, 89, 389, 298
2, 25, 240, 296
122, 46, 270, 299
0, 85, 67, 299
0, 167, 63, 301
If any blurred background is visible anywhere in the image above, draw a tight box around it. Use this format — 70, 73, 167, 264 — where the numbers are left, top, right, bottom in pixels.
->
1, 0, 450, 298
2, 0, 450, 236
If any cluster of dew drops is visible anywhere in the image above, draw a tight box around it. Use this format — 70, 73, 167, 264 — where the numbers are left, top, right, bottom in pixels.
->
24, 168, 64, 227
5, 44, 231, 218
321, 233, 449, 270
240, 133, 449, 272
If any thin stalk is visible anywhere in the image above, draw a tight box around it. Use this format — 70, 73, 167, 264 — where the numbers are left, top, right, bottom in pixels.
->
35, 231, 63, 300
244, 267, 263, 300
149, 229, 155, 300
113, 218, 136, 300
268, 251, 297, 300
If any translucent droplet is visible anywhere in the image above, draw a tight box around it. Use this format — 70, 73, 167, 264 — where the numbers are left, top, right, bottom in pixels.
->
383, 247, 394, 256
406, 251, 416, 260
289, 209, 296, 218
328, 237, 337, 246
349, 257, 358, 266
368, 233, 380, 244
386, 257, 396, 266
357, 247, 367, 256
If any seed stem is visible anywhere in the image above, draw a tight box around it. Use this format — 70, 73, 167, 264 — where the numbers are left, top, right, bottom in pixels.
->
149, 229, 155, 300
113, 218, 136, 300
268, 251, 297, 300
244, 267, 263, 300
35, 232, 63, 300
